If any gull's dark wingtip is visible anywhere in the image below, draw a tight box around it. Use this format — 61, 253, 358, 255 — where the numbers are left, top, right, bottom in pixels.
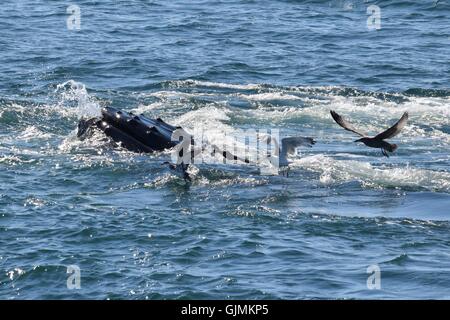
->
330, 110, 339, 122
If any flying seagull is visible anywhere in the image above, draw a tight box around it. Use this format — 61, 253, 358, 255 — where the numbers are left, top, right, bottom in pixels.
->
262, 135, 316, 176
330, 110, 408, 157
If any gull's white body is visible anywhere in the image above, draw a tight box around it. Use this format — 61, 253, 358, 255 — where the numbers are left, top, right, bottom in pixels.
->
263, 136, 315, 176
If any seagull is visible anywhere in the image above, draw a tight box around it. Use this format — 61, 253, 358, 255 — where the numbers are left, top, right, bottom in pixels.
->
330, 110, 409, 157
262, 135, 316, 176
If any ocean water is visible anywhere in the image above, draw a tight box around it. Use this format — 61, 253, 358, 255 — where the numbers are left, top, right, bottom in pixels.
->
1, 0, 450, 299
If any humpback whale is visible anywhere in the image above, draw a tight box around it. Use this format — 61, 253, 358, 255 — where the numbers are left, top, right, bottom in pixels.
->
78, 107, 194, 179
78, 107, 182, 153
330, 110, 409, 157
77, 107, 251, 180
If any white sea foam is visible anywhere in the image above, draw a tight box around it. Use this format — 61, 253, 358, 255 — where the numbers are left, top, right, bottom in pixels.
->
130, 101, 167, 114
237, 92, 302, 101
294, 154, 450, 192
0, 155, 36, 165
129, 83, 449, 147
168, 79, 262, 90
17, 126, 53, 141
232, 91, 450, 145
141, 90, 209, 100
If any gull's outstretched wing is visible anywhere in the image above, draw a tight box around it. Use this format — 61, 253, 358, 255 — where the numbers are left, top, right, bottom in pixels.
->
374, 112, 409, 140
330, 110, 366, 137
281, 137, 315, 155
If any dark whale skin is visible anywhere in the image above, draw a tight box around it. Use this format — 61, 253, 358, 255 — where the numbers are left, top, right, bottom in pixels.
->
78, 107, 183, 153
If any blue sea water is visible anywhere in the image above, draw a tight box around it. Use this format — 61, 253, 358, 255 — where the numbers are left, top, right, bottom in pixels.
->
0, 0, 449, 299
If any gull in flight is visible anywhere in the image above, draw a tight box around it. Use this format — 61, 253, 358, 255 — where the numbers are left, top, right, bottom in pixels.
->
330, 110, 409, 157
262, 135, 316, 176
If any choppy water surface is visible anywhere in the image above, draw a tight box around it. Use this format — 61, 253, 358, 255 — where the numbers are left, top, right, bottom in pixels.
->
0, 0, 449, 299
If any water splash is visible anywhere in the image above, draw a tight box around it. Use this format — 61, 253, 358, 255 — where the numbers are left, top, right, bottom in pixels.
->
55, 80, 101, 119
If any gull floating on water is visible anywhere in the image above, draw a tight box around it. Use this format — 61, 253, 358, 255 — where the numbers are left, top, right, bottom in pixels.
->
330, 110, 409, 157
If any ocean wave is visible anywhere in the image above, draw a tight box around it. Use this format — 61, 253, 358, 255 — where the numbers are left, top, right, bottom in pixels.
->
403, 88, 450, 97
295, 154, 450, 193
164, 79, 263, 91
159, 80, 450, 100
